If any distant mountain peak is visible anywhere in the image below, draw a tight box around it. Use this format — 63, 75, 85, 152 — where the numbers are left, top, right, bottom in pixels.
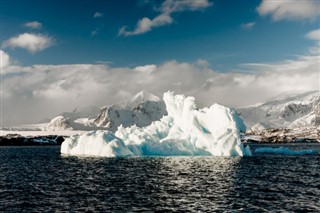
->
238, 90, 320, 130
131, 91, 161, 103
41, 91, 167, 132
47, 116, 72, 131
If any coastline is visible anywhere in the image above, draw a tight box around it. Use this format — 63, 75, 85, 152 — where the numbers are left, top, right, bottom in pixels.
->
0, 129, 319, 146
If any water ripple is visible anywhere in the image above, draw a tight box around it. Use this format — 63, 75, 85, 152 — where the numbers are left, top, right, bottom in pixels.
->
0, 146, 319, 212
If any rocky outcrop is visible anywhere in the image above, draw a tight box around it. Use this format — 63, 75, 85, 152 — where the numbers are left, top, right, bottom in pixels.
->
281, 103, 312, 119
0, 135, 65, 146
244, 127, 320, 143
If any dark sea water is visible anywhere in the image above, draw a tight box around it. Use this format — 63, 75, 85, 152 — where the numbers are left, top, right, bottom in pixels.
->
0, 145, 320, 212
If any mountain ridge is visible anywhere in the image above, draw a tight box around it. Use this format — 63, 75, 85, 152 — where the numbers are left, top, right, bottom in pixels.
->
238, 90, 319, 131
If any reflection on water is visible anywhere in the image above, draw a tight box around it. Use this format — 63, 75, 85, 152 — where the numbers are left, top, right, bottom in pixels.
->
0, 146, 319, 212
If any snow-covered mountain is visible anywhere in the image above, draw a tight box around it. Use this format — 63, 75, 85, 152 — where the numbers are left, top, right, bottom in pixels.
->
60, 106, 101, 122
47, 91, 167, 132
238, 91, 320, 130
47, 116, 72, 131
4, 90, 318, 135
87, 91, 166, 131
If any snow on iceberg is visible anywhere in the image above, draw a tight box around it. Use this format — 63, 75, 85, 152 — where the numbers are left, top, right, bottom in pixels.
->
61, 131, 134, 157
61, 92, 251, 157
255, 146, 318, 155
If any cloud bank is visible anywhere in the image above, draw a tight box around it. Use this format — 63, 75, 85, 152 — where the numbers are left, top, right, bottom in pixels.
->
0, 50, 10, 69
3, 33, 53, 53
134, 64, 157, 73
306, 29, 320, 41
257, 0, 320, 21
1, 51, 318, 126
305, 28, 320, 54
119, 0, 212, 36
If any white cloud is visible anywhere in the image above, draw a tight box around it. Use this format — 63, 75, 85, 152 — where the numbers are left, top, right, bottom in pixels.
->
3, 33, 53, 53
120, 14, 173, 36
134, 64, 157, 73
94, 12, 103, 18
257, 0, 320, 21
308, 46, 320, 55
1, 53, 319, 126
306, 29, 320, 41
24, 21, 42, 29
305, 29, 320, 54
119, 0, 212, 36
0, 50, 10, 69
240, 22, 255, 30
160, 0, 212, 13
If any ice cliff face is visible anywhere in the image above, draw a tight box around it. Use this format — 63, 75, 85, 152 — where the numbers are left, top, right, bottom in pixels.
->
238, 91, 320, 130
61, 92, 251, 157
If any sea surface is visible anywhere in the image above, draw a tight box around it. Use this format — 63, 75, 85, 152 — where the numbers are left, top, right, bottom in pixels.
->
0, 145, 319, 212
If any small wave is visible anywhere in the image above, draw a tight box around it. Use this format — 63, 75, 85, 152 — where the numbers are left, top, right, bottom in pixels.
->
255, 146, 318, 155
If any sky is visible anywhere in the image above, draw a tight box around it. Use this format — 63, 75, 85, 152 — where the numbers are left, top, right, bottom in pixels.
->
0, 0, 319, 126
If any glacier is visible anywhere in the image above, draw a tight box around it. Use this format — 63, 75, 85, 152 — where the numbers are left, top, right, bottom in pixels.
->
61, 92, 252, 157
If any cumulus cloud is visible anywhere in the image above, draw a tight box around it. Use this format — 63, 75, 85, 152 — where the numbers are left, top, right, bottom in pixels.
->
305, 29, 320, 54
0, 50, 10, 69
24, 21, 42, 29
257, 0, 320, 21
94, 12, 103, 18
3, 33, 53, 53
240, 22, 255, 30
119, 0, 212, 36
306, 29, 320, 41
1, 53, 319, 126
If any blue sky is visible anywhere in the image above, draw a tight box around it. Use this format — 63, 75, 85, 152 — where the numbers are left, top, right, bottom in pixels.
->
1, 0, 319, 70
0, 0, 319, 125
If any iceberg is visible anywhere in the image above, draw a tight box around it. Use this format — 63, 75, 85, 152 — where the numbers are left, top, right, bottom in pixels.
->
255, 146, 318, 155
61, 92, 251, 157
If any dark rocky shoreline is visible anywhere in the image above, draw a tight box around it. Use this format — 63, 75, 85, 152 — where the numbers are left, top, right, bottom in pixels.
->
242, 138, 319, 144
243, 127, 320, 144
1, 127, 319, 146
0, 134, 65, 146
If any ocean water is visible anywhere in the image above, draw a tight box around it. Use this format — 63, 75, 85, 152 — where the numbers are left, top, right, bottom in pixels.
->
0, 145, 319, 212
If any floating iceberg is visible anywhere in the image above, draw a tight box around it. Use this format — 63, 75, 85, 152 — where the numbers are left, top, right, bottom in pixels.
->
255, 146, 318, 155
61, 92, 251, 157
